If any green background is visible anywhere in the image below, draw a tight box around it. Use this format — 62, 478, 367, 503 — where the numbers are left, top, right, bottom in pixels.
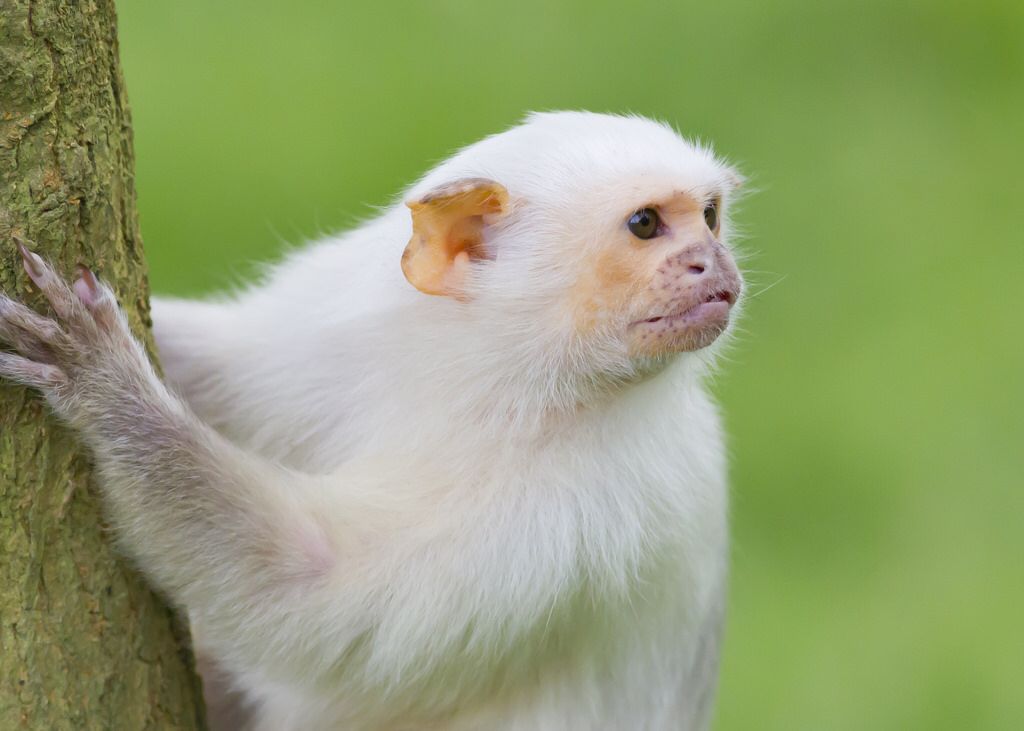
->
117, 1, 1023, 729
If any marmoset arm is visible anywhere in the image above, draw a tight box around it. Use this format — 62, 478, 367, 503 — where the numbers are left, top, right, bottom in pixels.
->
0, 242, 441, 685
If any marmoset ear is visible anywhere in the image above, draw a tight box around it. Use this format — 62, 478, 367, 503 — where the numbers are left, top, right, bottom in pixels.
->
402, 178, 509, 297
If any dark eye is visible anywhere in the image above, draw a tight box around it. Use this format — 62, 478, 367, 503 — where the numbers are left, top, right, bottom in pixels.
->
627, 208, 661, 239
703, 202, 719, 231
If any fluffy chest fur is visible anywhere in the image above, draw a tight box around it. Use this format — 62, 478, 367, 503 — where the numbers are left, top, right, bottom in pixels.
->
160, 283, 731, 728
230, 406, 729, 730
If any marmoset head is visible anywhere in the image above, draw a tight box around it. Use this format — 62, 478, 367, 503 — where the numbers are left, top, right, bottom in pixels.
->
401, 111, 743, 376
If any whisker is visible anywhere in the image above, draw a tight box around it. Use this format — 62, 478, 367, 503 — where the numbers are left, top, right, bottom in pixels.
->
744, 273, 788, 300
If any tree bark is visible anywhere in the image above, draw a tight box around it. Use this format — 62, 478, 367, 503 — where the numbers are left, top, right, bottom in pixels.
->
0, 1, 206, 728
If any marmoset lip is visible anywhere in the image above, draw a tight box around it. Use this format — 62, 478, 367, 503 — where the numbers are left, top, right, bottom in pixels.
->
629, 288, 738, 329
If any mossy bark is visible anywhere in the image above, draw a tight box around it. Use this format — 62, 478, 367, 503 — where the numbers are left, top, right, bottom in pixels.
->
0, 1, 206, 728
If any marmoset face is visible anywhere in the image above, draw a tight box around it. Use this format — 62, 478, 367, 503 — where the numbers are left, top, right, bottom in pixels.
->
564, 174, 742, 359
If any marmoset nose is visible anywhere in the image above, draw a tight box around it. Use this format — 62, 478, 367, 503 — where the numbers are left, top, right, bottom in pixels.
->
668, 241, 715, 278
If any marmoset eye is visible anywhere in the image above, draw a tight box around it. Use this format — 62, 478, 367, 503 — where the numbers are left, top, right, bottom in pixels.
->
703, 202, 719, 232
627, 208, 661, 239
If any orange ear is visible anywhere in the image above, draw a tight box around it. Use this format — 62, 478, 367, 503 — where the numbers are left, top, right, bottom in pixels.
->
402, 178, 509, 297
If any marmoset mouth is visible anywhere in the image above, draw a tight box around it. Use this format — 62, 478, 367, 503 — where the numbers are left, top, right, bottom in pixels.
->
639, 289, 737, 325
627, 281, 740, 355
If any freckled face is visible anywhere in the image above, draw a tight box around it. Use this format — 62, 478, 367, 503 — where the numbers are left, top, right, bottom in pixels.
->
569, 190, 742, 358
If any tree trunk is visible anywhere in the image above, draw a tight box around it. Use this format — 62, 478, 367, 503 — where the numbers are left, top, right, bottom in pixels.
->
0, 1, 206, 728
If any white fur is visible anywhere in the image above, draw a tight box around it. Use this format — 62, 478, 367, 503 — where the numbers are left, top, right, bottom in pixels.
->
152, 111, 742, 730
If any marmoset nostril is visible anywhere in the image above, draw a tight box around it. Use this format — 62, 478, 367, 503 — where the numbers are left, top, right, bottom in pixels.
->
688, 264, 706, 275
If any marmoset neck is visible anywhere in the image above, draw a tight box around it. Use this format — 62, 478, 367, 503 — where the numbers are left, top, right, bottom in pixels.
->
360, 311, 703, 454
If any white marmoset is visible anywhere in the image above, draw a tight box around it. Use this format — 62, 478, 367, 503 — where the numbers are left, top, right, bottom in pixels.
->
0, 111, 746, 731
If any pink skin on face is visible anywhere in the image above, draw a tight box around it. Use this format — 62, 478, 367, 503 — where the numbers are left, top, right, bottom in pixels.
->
627, 232, 742, 356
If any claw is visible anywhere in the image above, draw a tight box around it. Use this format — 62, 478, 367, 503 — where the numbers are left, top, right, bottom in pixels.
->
14, 236, 44, 279
74, 264, 101, 306
9, 238, 82, 323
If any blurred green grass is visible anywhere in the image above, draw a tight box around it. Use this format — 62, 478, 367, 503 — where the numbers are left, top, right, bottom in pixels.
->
117, 1, 1024, 728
